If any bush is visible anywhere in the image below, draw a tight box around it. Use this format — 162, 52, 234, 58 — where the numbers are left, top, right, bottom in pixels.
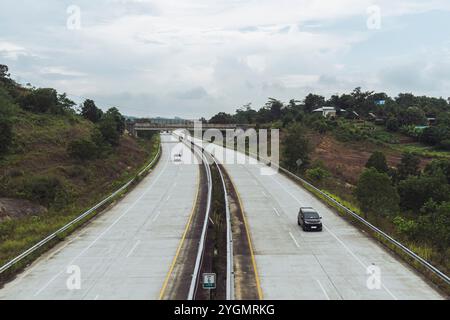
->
306, 167, 330, 182
0, 115, 13, 155
81, 99, 103, 123
20, 88, 58, 113
438, 139, 450, 151
393, 216, 418, 237
67, 138, 99, 161
355, 168, 399, 218
398, 174, 450, 211
311, 118, 331, 134
386, 118, 399, 132
98, 116, 121, 146
21, 175, 71, 208
282, 123, 310, 171
365, 151, 389, 173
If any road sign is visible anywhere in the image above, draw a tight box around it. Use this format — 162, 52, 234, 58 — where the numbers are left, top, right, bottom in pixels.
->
202, 273, 216, 290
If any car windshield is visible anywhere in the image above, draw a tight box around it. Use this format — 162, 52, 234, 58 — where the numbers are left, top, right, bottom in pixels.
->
303, 212, 319, 219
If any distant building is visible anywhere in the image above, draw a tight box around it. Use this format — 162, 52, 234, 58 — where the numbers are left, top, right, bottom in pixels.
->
427, 117, 437, 126
313, 106, 344, 118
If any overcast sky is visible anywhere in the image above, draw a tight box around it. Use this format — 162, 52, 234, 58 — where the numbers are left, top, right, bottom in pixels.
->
1, 0, 450, 118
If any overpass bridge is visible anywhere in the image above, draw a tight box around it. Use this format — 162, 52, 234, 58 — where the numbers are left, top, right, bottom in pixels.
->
128, 121, 256, 137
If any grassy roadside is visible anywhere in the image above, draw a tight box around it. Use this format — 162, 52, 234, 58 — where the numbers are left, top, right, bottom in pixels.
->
0, 134, 161, 284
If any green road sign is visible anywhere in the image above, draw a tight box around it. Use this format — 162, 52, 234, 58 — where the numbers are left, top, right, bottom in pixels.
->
202, 273, 216, 290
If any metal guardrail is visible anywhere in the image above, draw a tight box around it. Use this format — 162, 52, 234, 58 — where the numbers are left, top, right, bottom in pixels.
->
203, 137, 450, 288
176, 133, 235, 300
0, 144, 162, 275
211, 153, 235, 300
180, 136, 213, 300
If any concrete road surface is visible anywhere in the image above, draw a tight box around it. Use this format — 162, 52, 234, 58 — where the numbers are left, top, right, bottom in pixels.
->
0, 134, 199, 300
200, 139, 444, 300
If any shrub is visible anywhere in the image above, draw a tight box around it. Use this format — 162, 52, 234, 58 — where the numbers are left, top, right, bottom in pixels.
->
398, 174, 450, 211
355, 168, 399, 218
311, 118, 331, 134
98, 116, 121, 146
67, 138, 99, 161
0, 115, 13, 155
19, 88, 58, 113
365, 151, 389, 173
386, 118, 399, 132
81, 99, 103, 123
21, 175, 71, 208
393, 216, 418, 237
282, 123, 310, 171
306, 167, 330, 182
438, 139, 450, 151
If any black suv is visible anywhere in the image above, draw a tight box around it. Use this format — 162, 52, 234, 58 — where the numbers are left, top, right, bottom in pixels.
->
298, 207, 322, 231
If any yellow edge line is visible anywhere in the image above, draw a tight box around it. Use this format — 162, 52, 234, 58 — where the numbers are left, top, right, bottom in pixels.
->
228, 174, 264, 300
158, 164, 200, 300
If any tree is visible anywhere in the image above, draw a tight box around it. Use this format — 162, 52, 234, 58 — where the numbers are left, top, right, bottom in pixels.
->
81, 99, 103, 123
20, 88, 58, 113
355, 168, 399, 218
397, 107, 427, 126
0, 64, 10, 79
304, 94, 325, 113
420, 201, 450, 251
386, 117, 399, 132
398, 174, 450, 211
396, 152, 421, 181
56, 93, 76, 113
104, 107, 125, 134
365, 151, 389, 173
98, 115, 120, 146
209, 112, 234, 124
282, 123, 310, 171
424, 159, 450, 184
265, 98, 283, 121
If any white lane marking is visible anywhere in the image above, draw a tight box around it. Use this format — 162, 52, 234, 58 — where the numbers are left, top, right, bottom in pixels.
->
166, 195, 171, 201
261, 191, 268, 198
269, 173, 398, 300
35, 151, 172, 296
316, 279, 330, 300
288, 232, 300, 248
94, 294, 99, 300
152, 210, 162, 222
126, 240, 141, 258
273, 207, 280, 217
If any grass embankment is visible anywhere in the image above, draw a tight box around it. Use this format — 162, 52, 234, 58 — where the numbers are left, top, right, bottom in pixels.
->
0, 109, 160, 278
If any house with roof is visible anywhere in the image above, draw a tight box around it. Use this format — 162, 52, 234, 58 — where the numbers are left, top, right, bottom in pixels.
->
312, 106, 344, 118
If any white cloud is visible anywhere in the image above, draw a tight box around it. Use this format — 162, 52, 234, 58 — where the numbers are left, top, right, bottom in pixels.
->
1, 0, 450, 117
0, 41, 28, 60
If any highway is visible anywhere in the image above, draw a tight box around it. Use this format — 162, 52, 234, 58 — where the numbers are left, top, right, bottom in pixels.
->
200, 139, 444, 300
0, 134, 199, 300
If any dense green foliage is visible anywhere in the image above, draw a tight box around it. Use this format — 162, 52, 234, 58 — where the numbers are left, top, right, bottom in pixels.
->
67, 138, 100, 161
21, 175, 71, 209
81, 99, 103, 123
365, 151, 389, 173
282, 123, 310, 172
355, 168, 400, 218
